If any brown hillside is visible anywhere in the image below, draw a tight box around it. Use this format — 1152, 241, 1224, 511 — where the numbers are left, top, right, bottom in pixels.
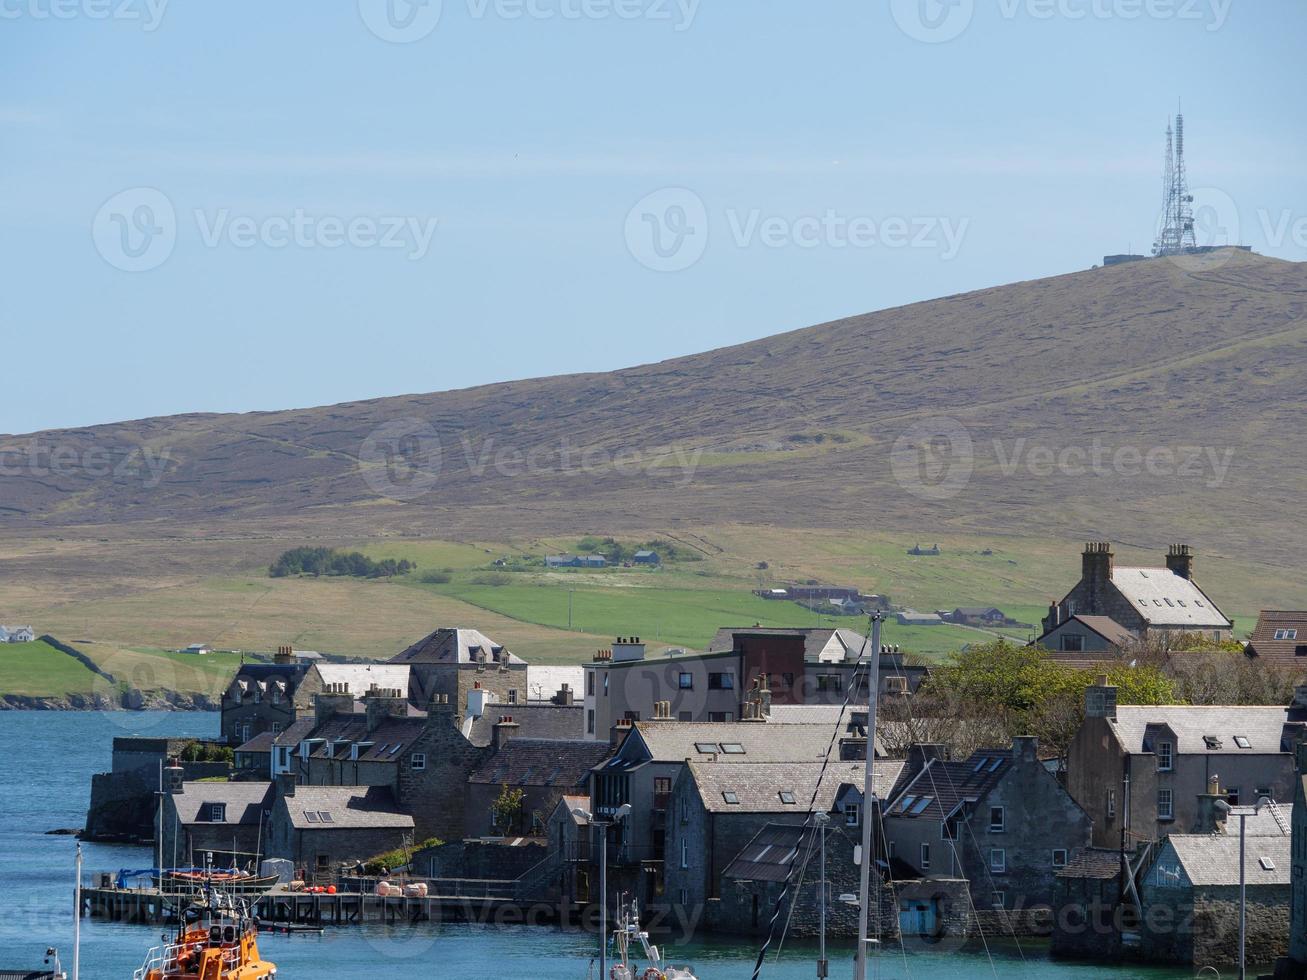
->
3, 250, 1305, 564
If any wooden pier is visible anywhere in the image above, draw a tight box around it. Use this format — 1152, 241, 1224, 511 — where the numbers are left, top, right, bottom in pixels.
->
81, 885, 585, 929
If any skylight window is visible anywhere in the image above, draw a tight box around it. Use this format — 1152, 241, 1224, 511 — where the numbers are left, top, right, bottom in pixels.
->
319, 811, 333, 823
1259, 856, 1276, 871
1163, 598, 1175, 607
1138, 599, 1149, 607
1274, 628, 1299, 640
988, 758, 1003, 773
973, 757, 989, 773
304, 811, 321, 823
1233, 736, 1251, 749
1203, 736, 1222, 750
1177, 599, 1187, 607
720, 743, 746, 754
909, 797, 932, 815
899, 795, 917, 813
695, 742, 718, 754
722, 791, 739, 804
1194, 600, 1205, 607
778, 791, 797, 805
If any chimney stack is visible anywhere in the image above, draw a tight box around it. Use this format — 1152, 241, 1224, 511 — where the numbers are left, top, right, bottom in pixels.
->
612, 637, 646, 662
1166, 544, 1195, 580
1011, 736, 1039, 764
492, 715, 520, 752
553, 684, 575, 707
1193, 778, 1228, 835
1085, 674, 1118, 721
1082, 542, 1114, 606
164, 757, 185, 794
610, 717, 634, 746
364, 685, 407, 732
274, 645, 295, 665
276, 771, 296, 799
315, 683, 354, 725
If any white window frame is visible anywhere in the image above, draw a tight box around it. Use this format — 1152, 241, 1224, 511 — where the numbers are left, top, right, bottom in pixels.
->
1052, 848, 1068, 869
410, 752, 426, 772
1157, 740, 1174, 772
920, 843, 931, 871
989, 848, 1006, 874
209, 803, 226, 822
989, 806, 1005, 832
1158, 788, 1174, 820
844, 802, 861, 827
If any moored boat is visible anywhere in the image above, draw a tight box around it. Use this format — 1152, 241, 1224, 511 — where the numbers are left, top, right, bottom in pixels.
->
132, 889, 276, 980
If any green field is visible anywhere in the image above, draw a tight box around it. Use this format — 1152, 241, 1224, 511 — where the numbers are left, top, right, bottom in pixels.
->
0, 641, 100, 698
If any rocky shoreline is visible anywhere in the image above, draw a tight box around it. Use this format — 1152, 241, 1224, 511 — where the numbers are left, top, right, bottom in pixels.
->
0, 692, 220, 711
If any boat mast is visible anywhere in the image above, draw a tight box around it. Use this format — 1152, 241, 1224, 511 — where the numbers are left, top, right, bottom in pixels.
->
853, 612, 882, 980
72, 842, 82, 980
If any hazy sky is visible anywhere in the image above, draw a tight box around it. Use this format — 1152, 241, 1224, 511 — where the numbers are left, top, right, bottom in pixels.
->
3, 0, 1304, 433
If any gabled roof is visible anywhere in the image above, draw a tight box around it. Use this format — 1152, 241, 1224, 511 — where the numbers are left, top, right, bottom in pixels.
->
468, 738, 611, 787
704, 627, 870, 663
389, 628, 525, 667
281, 785, 413, 830
883, 751, 1012, 821
1038, 615, 1136, 649
631, 722, 851, 765
295, 713, 427, 762
232, 662, 311, 684
235, 731, 277, 753
1162, 834, 1291, 887
526, 665, 584, 701
1108, 705, 1297, 756
172, 782, 273, 826
1056, 847, 1122, 880
1245, 610, 1307, 668
272, 717, 316, 748
1110, 567, 1231, 628
687, 760, 905, 814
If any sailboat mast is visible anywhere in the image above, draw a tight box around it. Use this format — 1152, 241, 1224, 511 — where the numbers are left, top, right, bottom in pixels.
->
853, 613, 882, 980
72, 843, 82, 980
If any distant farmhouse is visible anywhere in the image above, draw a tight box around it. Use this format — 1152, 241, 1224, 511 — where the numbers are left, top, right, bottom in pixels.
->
895, 610, 943, 627
545, 554, 607, 569
1036, 542, 1233, 659
632, 549, 660, 565
180, 642, 213, 655
754, 585, 888, 617
941, 607, 1031, 629
0, 625, 35, 643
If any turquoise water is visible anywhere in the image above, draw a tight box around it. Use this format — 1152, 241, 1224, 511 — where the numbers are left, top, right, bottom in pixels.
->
0, 712, 1198, 979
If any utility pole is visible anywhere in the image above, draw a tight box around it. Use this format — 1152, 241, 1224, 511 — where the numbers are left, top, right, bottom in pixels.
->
815, 811, 829, 980
854, 612, 882, 980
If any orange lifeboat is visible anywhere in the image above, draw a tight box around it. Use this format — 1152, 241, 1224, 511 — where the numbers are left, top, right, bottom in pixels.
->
133, 892, 276, 980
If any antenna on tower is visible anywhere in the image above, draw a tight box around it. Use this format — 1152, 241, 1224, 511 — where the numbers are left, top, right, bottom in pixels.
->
1153, 103, 1197, 256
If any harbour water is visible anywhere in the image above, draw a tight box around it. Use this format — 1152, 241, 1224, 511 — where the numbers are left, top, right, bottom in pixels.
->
0, 712, 1202, 979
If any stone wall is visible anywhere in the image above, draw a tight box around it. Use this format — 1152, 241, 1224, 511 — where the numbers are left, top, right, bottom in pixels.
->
395, 707, 491, 842
1139, 882, 1291, 966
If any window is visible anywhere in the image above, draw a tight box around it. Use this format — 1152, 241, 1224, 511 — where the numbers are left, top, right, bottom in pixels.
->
1060, 634, 1084, 652
1225, 788, 1241, 806
587, 671, 595, 696
1274, 628, 1299, 640
722, 791, 739, 805
973, 757, 990, 773
1157, 740, 1173, 771
709, 712, 735, 722
304, 810, 321, 823
943, 818, 958, 841
990, 849, 1006, 873
844, 802, 861, 827
678, 711, 693, 722
681, 838, 688, 869
1158, 789, 1174, 821
909, 797, 932, 816
719, 743, 745, 755
989, 806, 1005, 832
1233, 735, 1251, 749
1107, 789, 1117, 818
694, 742, 719, 754
507, 689, 518, 704
603, 673, 609, 696
919, 843, 931, 871
654, 777, 672, 805
1203, 735, 1222, 750
410, 753, 426, 772
1259, 856, 1276, 872
1052, 849, 1068, 869
681, 797, 689, 823
778, 791, 797, 805
678, 672, 694, 690
898, 795, 918, 814
992, 891, 1005, 909
271, 722, 282, 735
708, 672, 734, 690
781, 672, 795, 689
208, 803, 226, 822
587, 710, 595, 734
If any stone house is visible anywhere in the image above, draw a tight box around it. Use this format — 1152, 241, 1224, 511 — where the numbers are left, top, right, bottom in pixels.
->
1137, 796, 1294, 967
464, 734, 612, 837
1245, 610, 1307, 673
545, 794, 593, 904
219, 648, 312, 746
1035, 615, 1135, 666
85, 737, 230, 842
582, 629, 926, 738
1067, 679, 1307, 848
1041, 542, 1233, 643
1049, 848, 1128, 961
267, 781, 413, 878
290, 662, 411, 714
882, 738, 1092, 915
159, 780, 273, 870
387, 627, 527, 718
662, 759, 904, 930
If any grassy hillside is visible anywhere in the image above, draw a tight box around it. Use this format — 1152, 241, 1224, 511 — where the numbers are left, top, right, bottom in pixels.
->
0, 641, 100, 698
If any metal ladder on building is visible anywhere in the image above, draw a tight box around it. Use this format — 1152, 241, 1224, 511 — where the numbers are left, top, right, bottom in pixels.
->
1265, 798, 1291, 836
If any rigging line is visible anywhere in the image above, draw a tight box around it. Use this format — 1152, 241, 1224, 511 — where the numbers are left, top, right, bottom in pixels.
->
773, 817, 821, 961
872, 791, 912, 979
749, 616, 878, 980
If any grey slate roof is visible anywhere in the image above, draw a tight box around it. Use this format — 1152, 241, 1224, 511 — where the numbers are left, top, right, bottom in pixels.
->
282, 785, 413, 830
1109, 705, 1298, 756
468, 738, 611, 787
272, 717, 316, 748
688, 760, 905, 813
1110, 566, 1231, 628
466, 703, 584, 746
389, 628, 526, 667
526, 665, 584, 701
235, 731, 276, 753
722, 823, 830, 883
173, 782, 273, 826
310, 662, 411, 695
884, 751, 1012, 821
1162, 834, 1291, 887
1056, 847, 1122, 880
634, 722, 849, 764
705, 627, 869, 663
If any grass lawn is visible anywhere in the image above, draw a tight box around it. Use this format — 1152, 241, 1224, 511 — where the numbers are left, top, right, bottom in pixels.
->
0, 640, 101, 698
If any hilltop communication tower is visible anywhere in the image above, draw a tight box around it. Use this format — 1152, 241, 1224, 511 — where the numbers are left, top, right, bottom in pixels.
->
1152, 109, 1197, 256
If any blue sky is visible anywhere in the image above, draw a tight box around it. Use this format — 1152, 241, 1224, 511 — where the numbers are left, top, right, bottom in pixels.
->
2, 0, 1304, 433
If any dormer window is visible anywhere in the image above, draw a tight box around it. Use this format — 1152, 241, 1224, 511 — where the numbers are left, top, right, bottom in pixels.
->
1274, 628, 1298, 640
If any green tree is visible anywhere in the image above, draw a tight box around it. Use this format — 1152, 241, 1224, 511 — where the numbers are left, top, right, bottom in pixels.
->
491, 784, 525, 833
